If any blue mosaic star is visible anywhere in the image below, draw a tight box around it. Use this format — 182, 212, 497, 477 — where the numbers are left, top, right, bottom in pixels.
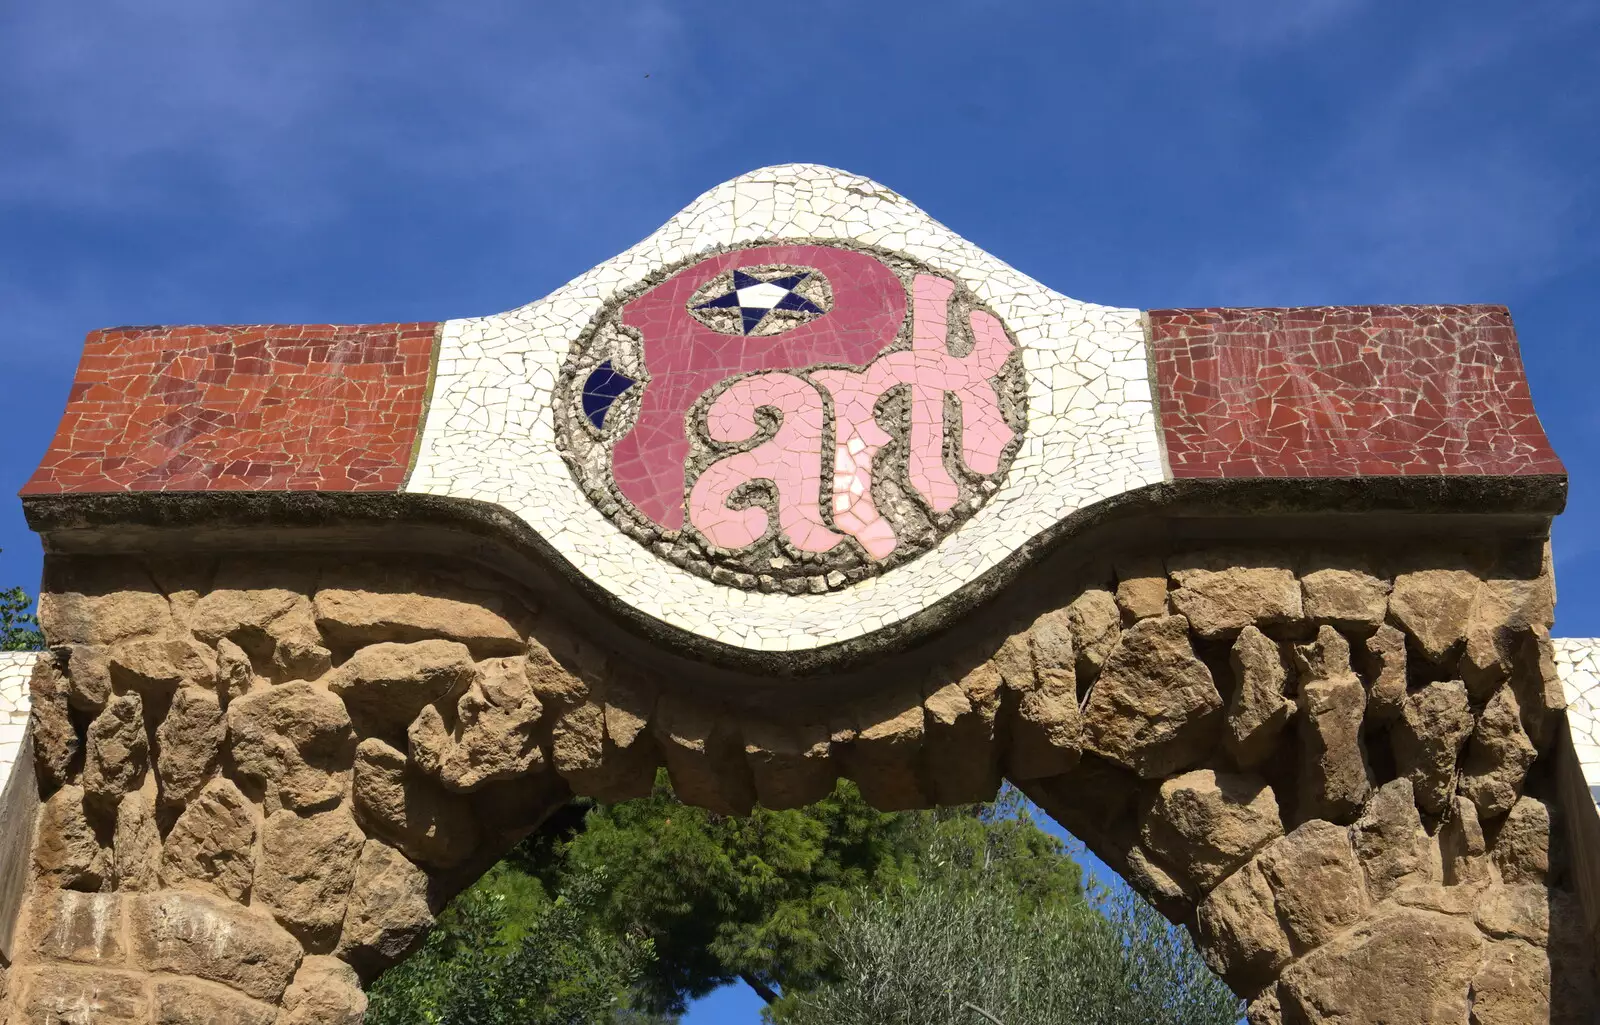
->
694, 269, 825, 335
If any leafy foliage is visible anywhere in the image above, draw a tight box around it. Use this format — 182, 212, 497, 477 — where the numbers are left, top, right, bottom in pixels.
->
0, 586, 43, 651
770, 875, 1243, 1025
365, 774, 1236, 1025
366, 868, 658, 1025
522, 775, 935, 1010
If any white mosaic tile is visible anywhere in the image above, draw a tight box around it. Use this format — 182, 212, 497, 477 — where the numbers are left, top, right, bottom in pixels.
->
0, 652, 35, 797
1554, 638, 1600, 808
406, 164, 1165, 652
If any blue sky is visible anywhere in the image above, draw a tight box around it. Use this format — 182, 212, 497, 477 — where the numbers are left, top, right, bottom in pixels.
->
1, 3, 1596, 1020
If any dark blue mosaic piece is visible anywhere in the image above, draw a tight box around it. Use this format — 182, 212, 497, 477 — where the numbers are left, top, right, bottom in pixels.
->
581, 360, 636, 430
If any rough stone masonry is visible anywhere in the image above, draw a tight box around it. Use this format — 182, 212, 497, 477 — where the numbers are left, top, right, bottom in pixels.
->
1, 537, 1593, 1024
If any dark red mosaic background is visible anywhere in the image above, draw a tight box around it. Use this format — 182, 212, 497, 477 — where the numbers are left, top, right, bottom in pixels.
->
23, 323, 437, 495
23, 304, 1564, 500
1148, 305, 1563, 479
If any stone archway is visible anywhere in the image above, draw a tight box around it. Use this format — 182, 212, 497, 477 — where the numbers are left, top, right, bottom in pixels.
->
3, 529, 1592, 1024
2, 165, 1596, 1024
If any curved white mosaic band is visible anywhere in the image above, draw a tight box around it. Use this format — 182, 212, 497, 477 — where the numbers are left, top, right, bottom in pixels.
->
405, 164, 1164, 653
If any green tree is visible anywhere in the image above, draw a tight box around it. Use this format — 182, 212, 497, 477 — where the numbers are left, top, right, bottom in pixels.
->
769, 874, 1242, 1025
369, 777, 1086, 1021
1, 586, 44, 652
532, 776, 917, 1009
366, 867, 660, 1025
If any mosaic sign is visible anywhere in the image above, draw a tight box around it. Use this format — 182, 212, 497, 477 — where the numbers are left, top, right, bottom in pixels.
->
24, 164, 1563, 657
398, 165, 1164, 652
555, 243, 1027, 593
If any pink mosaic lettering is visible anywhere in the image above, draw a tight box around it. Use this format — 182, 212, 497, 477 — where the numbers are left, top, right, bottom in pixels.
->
687, 373, 840, 553
688, 273, 1016, 558
810, 366, 898, 559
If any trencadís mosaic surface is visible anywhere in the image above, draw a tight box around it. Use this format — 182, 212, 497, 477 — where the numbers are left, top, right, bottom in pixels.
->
405, 166, 1159, 649
555, 242, 1027, 593
25, 164, 1562, 655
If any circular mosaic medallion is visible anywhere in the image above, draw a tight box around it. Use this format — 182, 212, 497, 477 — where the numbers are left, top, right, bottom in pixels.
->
555, 243, 1028, 594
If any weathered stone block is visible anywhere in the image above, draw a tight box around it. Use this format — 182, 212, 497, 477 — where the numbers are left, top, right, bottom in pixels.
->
1440, 795, 1490, 886
1295, 629, 1370, 824
13, 966, 146, 1025
28, 653, 79, 790
1300, 566, 1389, 631
1459, 685, 1536, 820
1067, 588, 1121, 679
1475, 883, 1549, 947
28, 890, 125, 965
1389, 568, 1479, 662
328, 639, 479, 737
215, 636, 255, 700
228, 681, 353, 811
1197, 858, 1291, 995
1168, 558, 1302, 638
1123, 843, 1194, 919
38, 587, 172, 648
1278, 907, 1482, 1024
1114, 557, 1168, 621
82, 692, 148, 807
255, 806, 366, 951
353, 736, 480, 867
1511, 627, 1565, 752
112, 791, 161, 892
278, 955, 369, 1025
161, 776, 260, 902
1225, 625, 1293, 769
156, 685, 224, 806
409, 654, 546, 792
151, 977, 279, 1025
1350, 778, 1431, 901
1083, 615, 1221, 779
1392, 680, 1472, 816
744, 717, 836, 810
1469, 939, 1550, 1025
1361, 624, 1408, 722
314, 586, 524, 657
836, 687, 925, 811
1493, 795, 1551, 884
1463, 576, 1556, 699
923, 666, 1003, 804
130, 889, 303, 1002
1258, 819, 1367, 955
337, 839, 436, 980
34, 785, 106, 891
1139, 768, 1283, 893
1009, 611, 1082, 781
190, 587, 331, 682
105, 637, 218, 699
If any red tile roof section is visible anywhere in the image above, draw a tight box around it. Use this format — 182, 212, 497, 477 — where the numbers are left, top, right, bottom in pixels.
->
1147, 305, 1563, 479
23, 322, 438, 495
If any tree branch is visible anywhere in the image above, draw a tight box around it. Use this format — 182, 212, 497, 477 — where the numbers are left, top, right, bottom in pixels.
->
740, 972, 780, 1005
